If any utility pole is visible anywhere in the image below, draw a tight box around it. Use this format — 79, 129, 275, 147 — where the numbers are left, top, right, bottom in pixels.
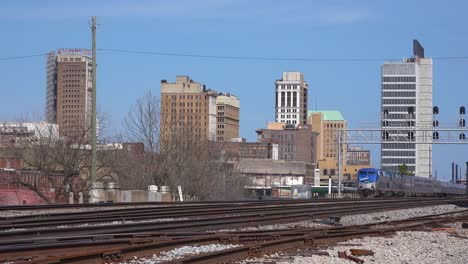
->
337, 129, 342, 196
91, 16, 97, 186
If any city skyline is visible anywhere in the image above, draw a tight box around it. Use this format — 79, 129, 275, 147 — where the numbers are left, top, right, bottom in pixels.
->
1, 1, 468, 181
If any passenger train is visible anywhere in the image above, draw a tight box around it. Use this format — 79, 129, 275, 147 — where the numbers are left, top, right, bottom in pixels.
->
357, 168, 466, 197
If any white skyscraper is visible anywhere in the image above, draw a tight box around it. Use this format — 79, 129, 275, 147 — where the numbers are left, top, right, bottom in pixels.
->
381, 40, 433, 177
275, 72, 308, 126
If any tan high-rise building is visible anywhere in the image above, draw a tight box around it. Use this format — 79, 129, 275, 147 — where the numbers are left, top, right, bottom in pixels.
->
161, 76, 218, 141
46, 49, 93, 137
216, 93, 240, 142
308, 110, 347, 178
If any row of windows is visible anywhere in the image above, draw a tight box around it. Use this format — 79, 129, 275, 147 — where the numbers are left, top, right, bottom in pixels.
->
63, 109, 84, 114
168, 114, 207, 120
382, 106, 416, 112
63, 79, 82, 84
279, 114, 297, 119
63, 74, 86, 78
382, 165, 415, 172
170, 102, 207, 107
62, 115, 84, 120
326, 123, 345, 128
382, 76, 416, 82
172, 109, 207, 114
382, 150, 415, 157
382, 143, 415, 149
382, 120, 417, 127
63, 84, 83, 89
61, 58, 83, 62
277, 92, 299, 108
277, 108, 299, 113
382, 91, 416, 98
382, 99, 416, 105
167, 95, 206, 100
62, 68, 85, 72
64, 94, 82, 98
277, 84, 299, 90
62, 105, 84, 109
383, 113, 416, 119
279, 120, 298, 125
382, 84, 416, 90
63, 89, 82, 93
62, 99, 81, 104
382, 158, 415, 164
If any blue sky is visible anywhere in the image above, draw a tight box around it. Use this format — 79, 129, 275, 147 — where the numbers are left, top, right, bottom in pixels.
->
0, 0, 467, 180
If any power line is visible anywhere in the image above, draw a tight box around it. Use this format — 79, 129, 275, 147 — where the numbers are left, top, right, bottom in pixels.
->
97, 48, 397, 62
2, 49, 468, 62
0, 53, 49, 61
98, 48, 468, 62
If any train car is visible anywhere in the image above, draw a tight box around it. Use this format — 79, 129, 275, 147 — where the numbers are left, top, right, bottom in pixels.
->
357, 167, 466, 197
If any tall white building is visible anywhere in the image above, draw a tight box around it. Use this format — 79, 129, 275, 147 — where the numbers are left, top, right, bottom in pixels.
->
381, 40, 432, 177
275, 72, 308, 126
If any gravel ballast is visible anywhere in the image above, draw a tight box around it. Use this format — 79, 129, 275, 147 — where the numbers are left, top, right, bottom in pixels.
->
0, 205, 166, 218
122, 244, 240, 263
243, 225, 468, 264
234, 204, 465, 230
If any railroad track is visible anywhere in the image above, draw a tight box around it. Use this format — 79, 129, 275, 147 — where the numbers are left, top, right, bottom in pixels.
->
0, 198, 464, 241
0, 197, 452, 228
6, 209, 467, 264
0, 197, 466, 263
0, 197, 369, 211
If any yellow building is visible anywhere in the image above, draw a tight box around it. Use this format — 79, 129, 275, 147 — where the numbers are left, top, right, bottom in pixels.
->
308, 110, 370, 181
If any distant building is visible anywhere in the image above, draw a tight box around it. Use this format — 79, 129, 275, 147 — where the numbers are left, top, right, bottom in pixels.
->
235, 159, 315, 188
216, 140, 279, 162
0, 122, 59, 145
161, 76, 240, 142
346, 146, 371, 166
381, 40, 432, 177
256, 123, 317, 165
275, 72, 308, 126
343, 146, 371, 180
308, 110, 347, 178
216, 93, 240, 142
0, 121, 58, 178
160, 76, 218, 141
46, 49, 93, 137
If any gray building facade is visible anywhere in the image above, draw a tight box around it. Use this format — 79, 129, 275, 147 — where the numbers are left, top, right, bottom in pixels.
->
381, 40, 432, 177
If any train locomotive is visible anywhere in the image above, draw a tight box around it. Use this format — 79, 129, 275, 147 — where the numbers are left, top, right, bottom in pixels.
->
357, 168, 466, 197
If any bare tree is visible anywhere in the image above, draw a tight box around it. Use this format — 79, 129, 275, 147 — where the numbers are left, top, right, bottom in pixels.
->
1, 116, 116, 204
124, 90, 161, 152
121, 91, 247, 200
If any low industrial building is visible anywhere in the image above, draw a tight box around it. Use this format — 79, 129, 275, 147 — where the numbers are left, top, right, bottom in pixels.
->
234, 158, 314, 197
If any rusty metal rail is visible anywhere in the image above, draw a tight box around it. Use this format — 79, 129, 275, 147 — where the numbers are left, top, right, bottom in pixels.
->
10, 209, 467, 264
0, 198, 463, 241
0, 198, 466, 263
1, 197, 463, 228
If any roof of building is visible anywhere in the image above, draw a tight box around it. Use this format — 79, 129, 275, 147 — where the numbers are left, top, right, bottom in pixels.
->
308, 110, 344, 121
235, 159, 309, 175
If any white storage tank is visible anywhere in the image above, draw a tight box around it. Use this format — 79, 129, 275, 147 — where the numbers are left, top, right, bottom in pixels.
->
89, 182, 105, 203
148, 185, 159, 192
